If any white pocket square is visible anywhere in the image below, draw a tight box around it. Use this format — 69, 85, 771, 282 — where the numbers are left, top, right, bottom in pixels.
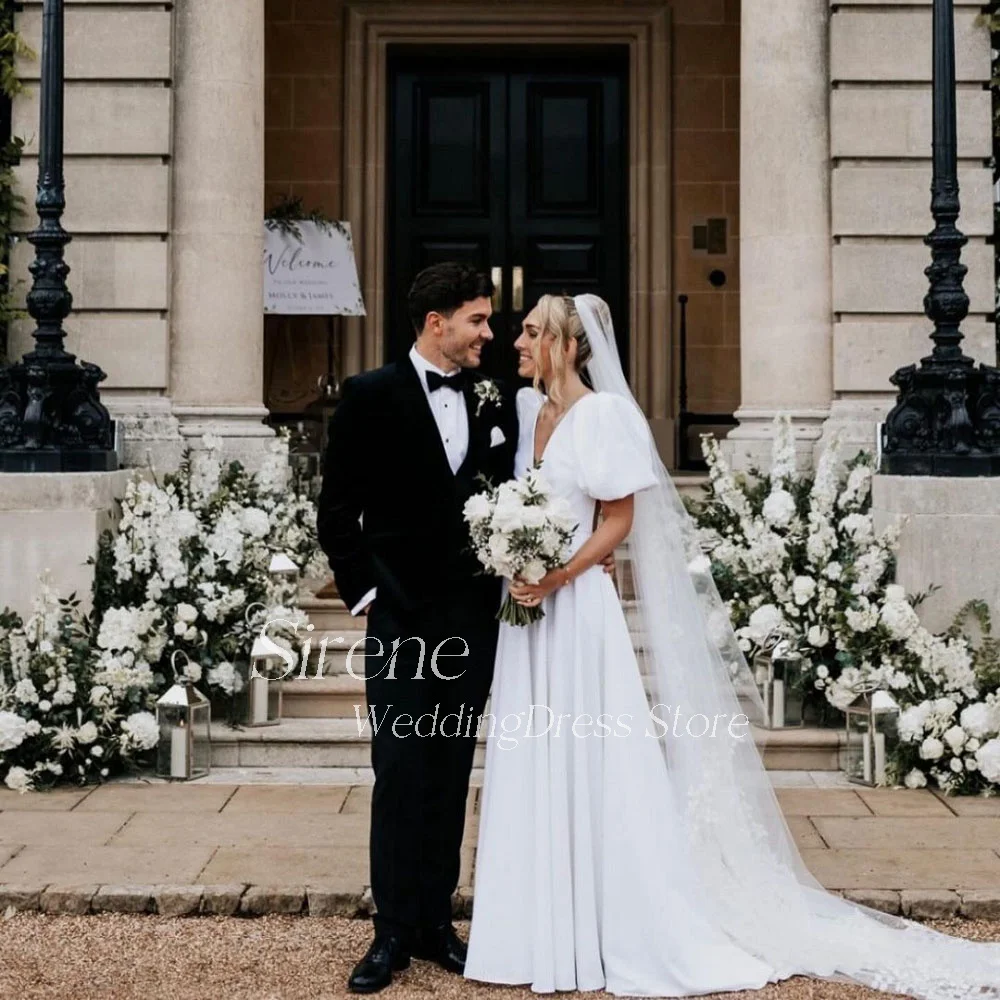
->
490, 426, 506, 447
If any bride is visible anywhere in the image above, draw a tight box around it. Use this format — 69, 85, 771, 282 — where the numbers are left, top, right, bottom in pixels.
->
463, 293, 1000, 999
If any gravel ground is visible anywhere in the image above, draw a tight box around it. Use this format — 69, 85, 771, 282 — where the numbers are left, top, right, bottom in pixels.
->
0, 913, 997, 1000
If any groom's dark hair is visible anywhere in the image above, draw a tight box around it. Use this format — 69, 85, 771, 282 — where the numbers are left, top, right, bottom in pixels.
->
407, 262, 494, 334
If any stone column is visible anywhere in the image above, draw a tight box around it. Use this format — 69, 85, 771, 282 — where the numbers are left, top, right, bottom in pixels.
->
727, 0, 833, 471
168, 0, 271, 465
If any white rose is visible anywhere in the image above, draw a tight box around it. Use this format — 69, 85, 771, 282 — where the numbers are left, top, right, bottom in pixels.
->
173, 621, 187, 636
176, 603, 198, 624
37, 700, 51, 713
91, 745, 104, 758
76, 722, 98, 745
745, 604, 784, 642
816, 665, 829, 679
463, 494, 492, 522
520, 559, 548, 585
824, 562, 843, 581
949, 757, 964, 774
807, 625, 828, 648
967, 737, 982, 752
919, 737, 944, 761
903, 768, 928, 789
791, 576, 816, 606
943, 725, 967, 754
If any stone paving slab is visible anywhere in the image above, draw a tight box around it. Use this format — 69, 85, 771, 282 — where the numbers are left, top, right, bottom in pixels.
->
197, 845, 369, 887
0, 787, 91, 810
814, 816, 1000, 850
784, 815, 826, 850
799, 848, 1000, 890
109, 809, 370, 849
0, 809, 132, 847
0, 844, 216, 884
774, 788, 872, 816
856, 788, 955, 817
931, 791, 1000, 817
220, 784, 350, 813
74, 783, 238, 813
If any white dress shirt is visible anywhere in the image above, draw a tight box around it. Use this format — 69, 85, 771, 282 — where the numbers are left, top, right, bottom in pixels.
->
349, 344, 470, 616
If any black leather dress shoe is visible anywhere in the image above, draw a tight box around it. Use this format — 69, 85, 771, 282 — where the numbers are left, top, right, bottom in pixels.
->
412, 922, 467, 974
348, 934, 410, 993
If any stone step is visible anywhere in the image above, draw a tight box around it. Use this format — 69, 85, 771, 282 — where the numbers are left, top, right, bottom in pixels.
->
209, 717, 845, 771
299, 595, 363, 632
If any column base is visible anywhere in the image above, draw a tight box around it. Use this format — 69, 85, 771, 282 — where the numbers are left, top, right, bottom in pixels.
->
173, 404, 275, 471
0, 469, 133, 618
816, 397, 892, 467
872, 474, 1000, 634
104, 395, 185, 472
723, 407, 829, 473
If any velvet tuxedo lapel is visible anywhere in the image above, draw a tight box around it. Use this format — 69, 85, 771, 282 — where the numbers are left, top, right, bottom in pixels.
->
396, 354, 457, 484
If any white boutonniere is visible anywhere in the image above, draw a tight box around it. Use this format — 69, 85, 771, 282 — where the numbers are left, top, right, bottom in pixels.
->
473, 378, 502, 417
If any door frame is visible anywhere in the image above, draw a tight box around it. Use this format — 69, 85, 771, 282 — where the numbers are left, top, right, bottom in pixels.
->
343, 2, 672, 445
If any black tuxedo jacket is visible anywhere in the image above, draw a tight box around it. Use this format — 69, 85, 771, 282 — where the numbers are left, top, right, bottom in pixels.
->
316, 354, 519, 617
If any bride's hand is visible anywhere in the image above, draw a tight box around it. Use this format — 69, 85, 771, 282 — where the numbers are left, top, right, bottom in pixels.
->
509, 568, 569, 608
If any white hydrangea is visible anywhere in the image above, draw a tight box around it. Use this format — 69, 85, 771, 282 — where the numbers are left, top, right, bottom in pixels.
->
904, 768, 928, 789
4, 765, 32, 794
791, 576, 816, 606
121, 711, 159, 751
76, 721, 98, 745
762, 489, 796, 528
880, 597, 920, 641
975, 738, 1000, 784
919, 737, 944, 761
240, 507, 271, 539
207, 661, 244, 696
0, 710, 29, 752
960, 701, 1000, 740
839, 512, 874, 546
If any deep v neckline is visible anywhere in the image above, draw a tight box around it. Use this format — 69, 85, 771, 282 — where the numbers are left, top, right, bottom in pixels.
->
531, 391, 595, 466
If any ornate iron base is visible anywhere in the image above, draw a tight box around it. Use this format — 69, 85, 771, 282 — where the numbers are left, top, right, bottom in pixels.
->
880, 358, 1000, 477
0, 357, 118, 473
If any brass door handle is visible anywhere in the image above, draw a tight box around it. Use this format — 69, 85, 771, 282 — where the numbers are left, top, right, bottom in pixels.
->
491, 266, 502, 311
513, 266, 524, 312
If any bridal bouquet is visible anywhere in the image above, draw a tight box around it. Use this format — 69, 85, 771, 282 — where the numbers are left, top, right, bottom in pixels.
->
464, 469, 578, 626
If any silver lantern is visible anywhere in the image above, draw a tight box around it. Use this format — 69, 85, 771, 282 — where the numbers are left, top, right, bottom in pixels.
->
245, 630, 286, 726
155, 652, 211, 780
844, 689, 900, 787
752, 640, 804, 729
269, 552, 299, 605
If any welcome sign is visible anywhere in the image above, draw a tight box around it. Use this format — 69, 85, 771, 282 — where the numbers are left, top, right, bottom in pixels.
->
263, 220, 366, 316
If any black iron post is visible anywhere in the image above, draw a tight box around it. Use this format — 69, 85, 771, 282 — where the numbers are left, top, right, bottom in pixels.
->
880, 0, 1000, 475
0, 0, 116, 472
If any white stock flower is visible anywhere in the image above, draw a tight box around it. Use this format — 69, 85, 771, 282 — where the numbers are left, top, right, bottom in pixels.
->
903, 768, 928, 789
13, 678, 39, 704
839, 513, 874, 546
0, 711, 29, 752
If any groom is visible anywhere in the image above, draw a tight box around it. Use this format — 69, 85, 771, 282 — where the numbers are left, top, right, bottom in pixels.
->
317, 262, 518, 993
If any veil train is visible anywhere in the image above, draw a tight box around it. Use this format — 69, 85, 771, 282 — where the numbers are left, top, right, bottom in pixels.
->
574, 292, 1000, 1000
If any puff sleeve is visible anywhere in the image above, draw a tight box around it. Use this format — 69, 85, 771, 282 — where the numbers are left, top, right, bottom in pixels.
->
572, 392, 659, 501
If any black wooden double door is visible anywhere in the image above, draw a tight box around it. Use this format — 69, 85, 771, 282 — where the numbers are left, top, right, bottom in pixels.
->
388, 51, 628, 382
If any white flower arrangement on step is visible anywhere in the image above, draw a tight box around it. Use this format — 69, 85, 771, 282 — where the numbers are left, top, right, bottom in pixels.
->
686, 417, 1000, 793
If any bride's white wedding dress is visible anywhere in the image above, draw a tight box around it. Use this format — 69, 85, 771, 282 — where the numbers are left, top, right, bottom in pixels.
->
464, 295, 1000, 1000
465, 387, 776, 996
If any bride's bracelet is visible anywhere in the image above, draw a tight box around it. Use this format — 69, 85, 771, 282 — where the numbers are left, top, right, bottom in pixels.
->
558, 566, 573, 589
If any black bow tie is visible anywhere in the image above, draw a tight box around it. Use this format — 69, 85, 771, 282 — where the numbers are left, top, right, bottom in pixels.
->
426, 369, 468, 393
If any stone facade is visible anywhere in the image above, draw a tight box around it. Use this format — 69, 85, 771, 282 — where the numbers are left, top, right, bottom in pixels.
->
3, 0, 995, 472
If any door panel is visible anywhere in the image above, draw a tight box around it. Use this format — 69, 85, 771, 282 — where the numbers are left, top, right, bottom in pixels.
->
388, 51, 628, 383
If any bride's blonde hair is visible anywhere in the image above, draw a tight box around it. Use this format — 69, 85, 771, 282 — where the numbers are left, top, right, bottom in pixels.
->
530, 294, 593, 406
